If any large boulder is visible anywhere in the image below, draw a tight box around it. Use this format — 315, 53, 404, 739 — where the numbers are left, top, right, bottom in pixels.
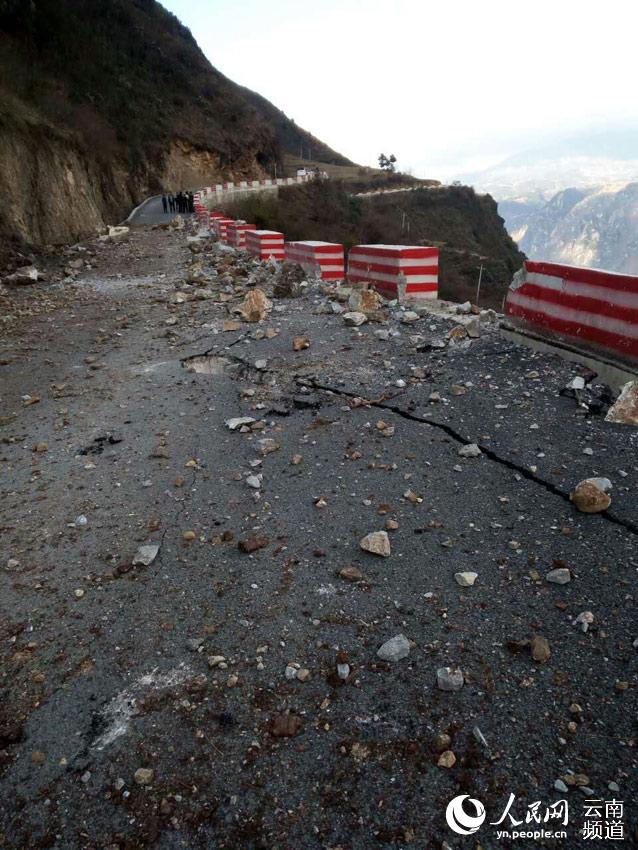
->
4, 266, 40, 285
240, 288, 271, 322
605, 381, 638, 426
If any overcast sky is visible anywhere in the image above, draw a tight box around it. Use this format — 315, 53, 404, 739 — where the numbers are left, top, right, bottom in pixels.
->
160, 0, 638, 179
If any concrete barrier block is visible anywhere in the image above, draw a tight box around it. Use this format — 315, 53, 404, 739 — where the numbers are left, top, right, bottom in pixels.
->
246, 230, 285, 261
348, 244, 439, 301
505, 260, 638, 367
285, 240, 344, 281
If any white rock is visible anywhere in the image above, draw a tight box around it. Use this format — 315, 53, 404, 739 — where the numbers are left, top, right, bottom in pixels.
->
377, 634, 410, 662
458, 443, 481, 458
574, 611, 594, 632
246, 474, 262, 489
454, 571, 478, 587
225, 416, 256, 431
343, 311, 367, 327
132, 544, 160, 566
436, 667, 464, 692
545, 567, 571, 585
5, 266, 40, 285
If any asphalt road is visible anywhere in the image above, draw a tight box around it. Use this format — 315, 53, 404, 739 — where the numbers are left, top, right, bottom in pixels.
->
0, 225, 636, 849
127, 195, 194, 226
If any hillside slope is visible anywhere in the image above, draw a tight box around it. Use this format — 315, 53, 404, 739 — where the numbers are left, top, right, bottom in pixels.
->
0, 0, 350, 250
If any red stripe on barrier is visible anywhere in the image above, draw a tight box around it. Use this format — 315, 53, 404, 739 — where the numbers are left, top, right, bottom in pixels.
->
506, 300, 638, 360
515, 282, 638, 325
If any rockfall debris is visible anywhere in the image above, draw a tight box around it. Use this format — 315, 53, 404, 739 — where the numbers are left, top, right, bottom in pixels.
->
1, 214, 636, 850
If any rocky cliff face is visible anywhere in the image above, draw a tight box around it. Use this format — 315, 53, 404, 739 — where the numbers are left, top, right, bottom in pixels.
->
0, 0, 350, 253
509, 183, 638, 272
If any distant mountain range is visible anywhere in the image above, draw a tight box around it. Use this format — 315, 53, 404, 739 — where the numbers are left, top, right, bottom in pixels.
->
459, 128, 638, 201
499, 182, 638, 273
461, 127, 638, 273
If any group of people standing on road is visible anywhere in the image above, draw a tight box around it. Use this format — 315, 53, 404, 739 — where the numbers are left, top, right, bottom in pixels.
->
162, 191, 194, 215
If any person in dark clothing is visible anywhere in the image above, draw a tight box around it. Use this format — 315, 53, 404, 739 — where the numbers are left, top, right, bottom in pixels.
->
188, 191, 195, 213
168, 193, 175, 213
176, 191, 183, 213
161, 194, 168, 214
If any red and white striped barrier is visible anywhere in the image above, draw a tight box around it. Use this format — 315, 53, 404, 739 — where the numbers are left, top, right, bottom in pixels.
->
226, 222, 256, 249
212, 217, 234, 242
347, 244, 439, 300
246, 230, 285, 261
505, 260, 638, 367
284, 240, 344, 280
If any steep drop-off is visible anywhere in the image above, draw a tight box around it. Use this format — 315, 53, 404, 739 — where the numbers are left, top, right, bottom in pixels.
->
509, 183, 638, 273
0, 0, 351, 251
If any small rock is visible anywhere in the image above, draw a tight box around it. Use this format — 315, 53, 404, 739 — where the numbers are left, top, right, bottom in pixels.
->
574, 611, 594, 632
360, 530, 391, 557
431, 732, 452, 753
466, 317, 481, 338
225, 416, 256, 431
437, 750, 456, 768
271, 714, 303, 737
246, 474, 262, 489
339, 566, 363, 582
454, 571, 478, 587
458, 443, 481, 458
377, 634, 410, 662
292, 335, 310, 351
343, 311, 367, 327
132, 544, 160, 566
570, 479, 611, 513
545, 567, 571, 585
238, 536, 268, 553
554, 779, 569, 793
530, 635, 551, 663
400, 311, 419, 323
134, 768, 154, 785
436, 667, 464, 692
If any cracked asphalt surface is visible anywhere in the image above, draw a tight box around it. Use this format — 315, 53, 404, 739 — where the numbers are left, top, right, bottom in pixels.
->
0, 223, 636, 849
